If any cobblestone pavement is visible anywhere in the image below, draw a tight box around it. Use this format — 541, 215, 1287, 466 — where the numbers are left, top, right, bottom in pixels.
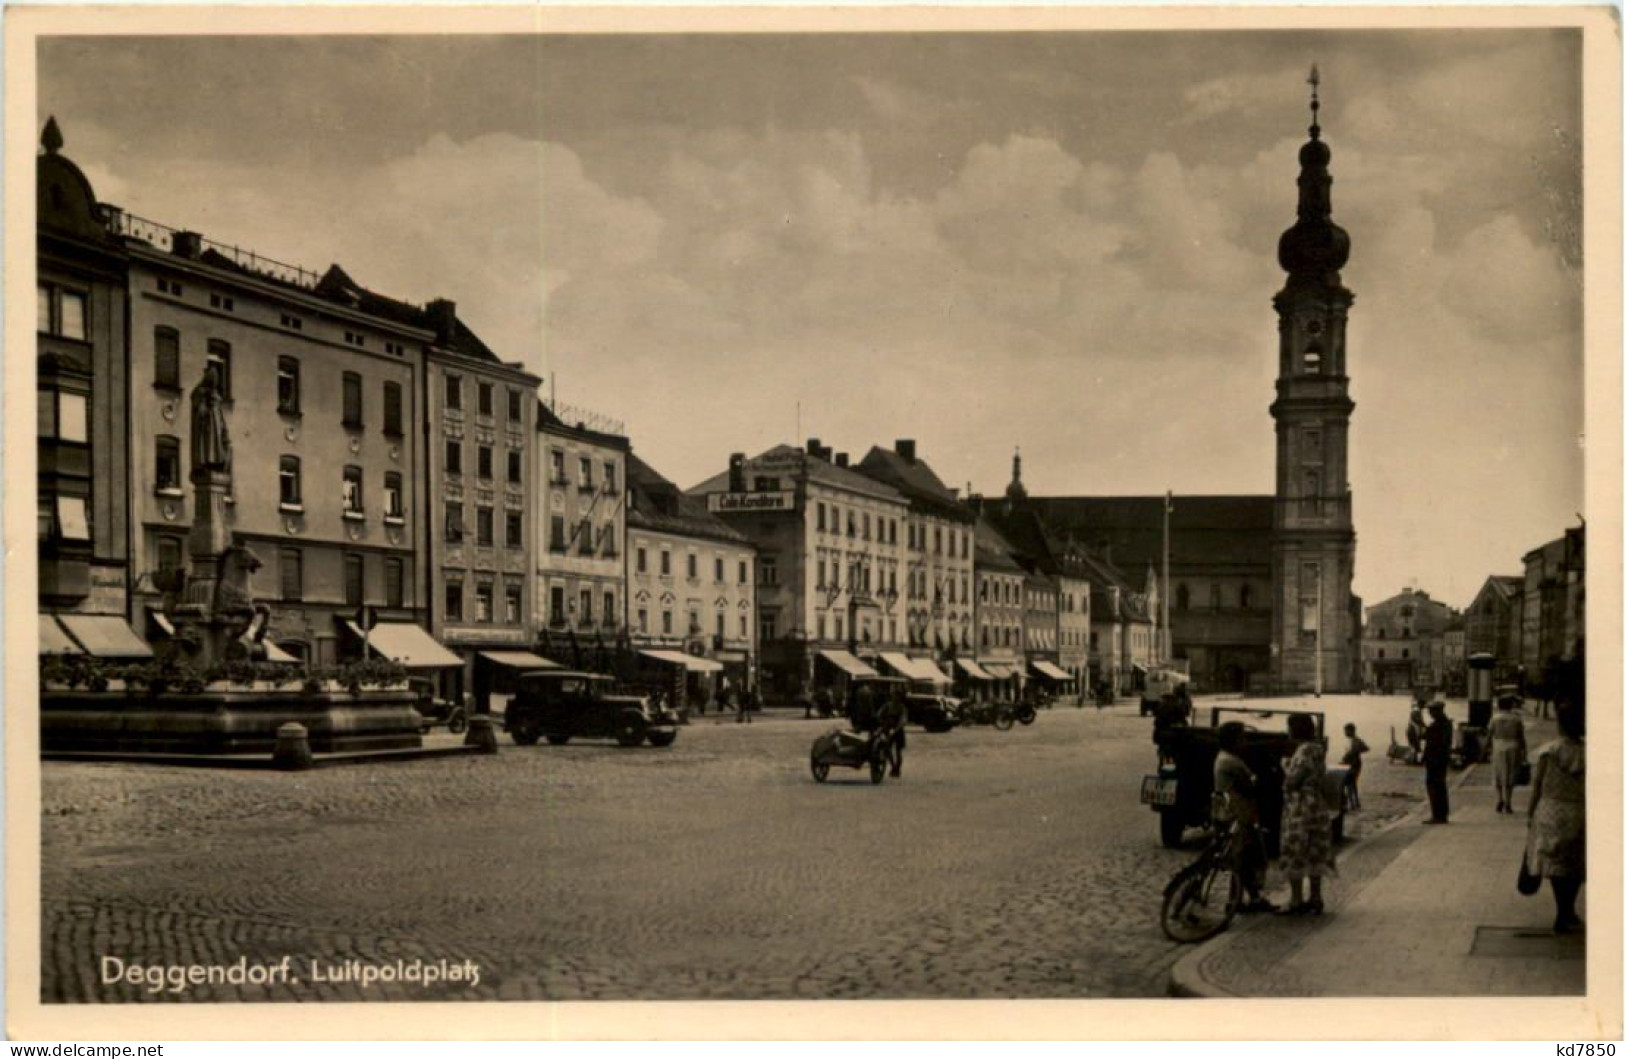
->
42, 703, 1359, 1003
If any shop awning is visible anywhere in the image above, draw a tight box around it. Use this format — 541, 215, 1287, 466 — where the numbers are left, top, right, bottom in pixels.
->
913, 658, 953, 685
1033, 660, 1073, 682
39, 614, 83, 655
955, 659, 995, 681
639, 649, 724, 673
148, 610, 176, 637
56, 614, 153, 658
1132, 661, 1148, 673
348, 622, 462, 668
980, 662, 1014, 680
480, 650, 560, 670
818, 648, 878, 679
259, 638, 299, 664
879, 651, 927, 680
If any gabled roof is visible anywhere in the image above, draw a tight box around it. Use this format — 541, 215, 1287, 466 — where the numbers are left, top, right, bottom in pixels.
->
1028, 495, 1273, 571
856, 447, 975, 523
626, 452, 750, 546
691, 445, 905, 504
975, 517, 1025, 575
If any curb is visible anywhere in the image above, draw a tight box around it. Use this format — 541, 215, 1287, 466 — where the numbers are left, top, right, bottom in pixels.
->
1167, 761, 1481, 998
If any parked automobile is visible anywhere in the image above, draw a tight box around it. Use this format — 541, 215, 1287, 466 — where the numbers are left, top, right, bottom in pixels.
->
1142, 705, 1347, 849
1140, 667, 1192, 717
904, 693, 960, 733
505, 670, 680, 748
408, 677, 467, 735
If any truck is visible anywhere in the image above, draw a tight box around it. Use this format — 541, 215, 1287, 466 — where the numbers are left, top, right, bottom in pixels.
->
1141, 705, 1347, 850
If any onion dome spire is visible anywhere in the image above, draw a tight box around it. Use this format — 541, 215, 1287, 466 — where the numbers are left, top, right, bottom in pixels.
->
1277, 65, 1350, 284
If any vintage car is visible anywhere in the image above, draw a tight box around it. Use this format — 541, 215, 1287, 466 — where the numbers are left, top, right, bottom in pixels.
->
904, 693, 961, 733
1142, 705, 1347, 849
505, 670, 680, 748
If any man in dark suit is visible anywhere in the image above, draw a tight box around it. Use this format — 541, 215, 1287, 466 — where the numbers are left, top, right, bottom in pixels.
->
1422, 701, 1454, 823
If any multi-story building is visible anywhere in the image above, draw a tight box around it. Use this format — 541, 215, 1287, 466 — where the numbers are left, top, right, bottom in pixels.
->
1361, 587, 1457, 693
971, 518, 1024, 700
625, 454, 756, 694
1465, 575, 1524, 675
1021, 569, 1060, 688
1442, 614, 1467, 694
1520, 523, 1585, 690
692, 442, 909, 700
120, 224, 430, 669
855, 440, 977, 670
535, 404, 630, 663
36, 119, 149, 660
419, 303, 541, 697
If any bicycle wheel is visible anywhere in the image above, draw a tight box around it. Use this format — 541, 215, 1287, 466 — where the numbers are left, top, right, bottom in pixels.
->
1160, 857, 1241, 943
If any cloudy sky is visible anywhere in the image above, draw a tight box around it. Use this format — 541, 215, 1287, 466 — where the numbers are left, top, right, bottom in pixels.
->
39, 28, 1583, 607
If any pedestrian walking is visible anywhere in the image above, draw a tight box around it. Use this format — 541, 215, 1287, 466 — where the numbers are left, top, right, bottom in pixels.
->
1487, 695, 1528, 814
1213, 722, 1273, 913
1277, 712, 1335, 915
1421, 701, 1453, 824
1339, 722, 1370, 811
1526, 700, 1585, 933
1405, 706, 1426, 761
733, 684, 750, 724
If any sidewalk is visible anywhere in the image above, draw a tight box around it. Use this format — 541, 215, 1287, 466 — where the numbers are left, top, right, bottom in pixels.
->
1172, 746, 1586, 997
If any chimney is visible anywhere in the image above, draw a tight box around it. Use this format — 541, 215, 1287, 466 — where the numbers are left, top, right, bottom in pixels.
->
896, 439, 917, 463
426, 298, 457, 345
172, 230, 204, 259
835, 452, 849, 468
807, 437, 831, 462
727, 453, 746, 493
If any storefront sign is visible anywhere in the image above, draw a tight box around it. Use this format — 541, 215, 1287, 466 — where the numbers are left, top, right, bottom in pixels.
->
708, 491, 797, 513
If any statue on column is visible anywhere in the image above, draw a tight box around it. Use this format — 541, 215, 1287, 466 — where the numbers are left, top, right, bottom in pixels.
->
190, 360, 232, 476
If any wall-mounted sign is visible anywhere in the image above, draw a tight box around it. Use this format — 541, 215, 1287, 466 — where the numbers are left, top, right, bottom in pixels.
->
709, 491, 797, 513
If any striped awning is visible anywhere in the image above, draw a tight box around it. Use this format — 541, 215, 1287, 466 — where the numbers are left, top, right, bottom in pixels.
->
640, 649, 724, 673
39, 615, 83, 655
348, 622, 462, 668
818, 649, 877, 679
1033, 660, 1074, 682
480, 651, 561, 670
56, 614, 153, 658
955, 659, 995, 681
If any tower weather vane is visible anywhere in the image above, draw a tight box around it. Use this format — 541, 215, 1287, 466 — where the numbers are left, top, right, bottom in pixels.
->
1308, 63, 1321, 139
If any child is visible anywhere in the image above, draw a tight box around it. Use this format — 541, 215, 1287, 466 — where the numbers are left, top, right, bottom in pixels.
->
1341, 722, 1371, 810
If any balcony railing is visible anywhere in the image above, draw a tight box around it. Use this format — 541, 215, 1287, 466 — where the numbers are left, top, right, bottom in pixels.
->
541, 397, 624, 438
106, 208, 323, 291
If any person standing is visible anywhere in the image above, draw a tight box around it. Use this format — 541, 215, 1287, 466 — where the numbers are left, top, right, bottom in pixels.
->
1278, 712, 1335, 915
1487, 695, 1528, 813
1213, 722, 1273, 913
1340, 722, 1371, 811
1421, 701, 1454, 824
1526, 701, 1585, 933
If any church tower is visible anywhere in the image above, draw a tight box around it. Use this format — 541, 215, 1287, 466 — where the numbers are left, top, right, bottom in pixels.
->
1270, 68, 1358, 692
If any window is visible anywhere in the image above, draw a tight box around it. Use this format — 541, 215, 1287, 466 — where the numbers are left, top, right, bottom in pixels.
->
818, 503, 827, 532
1305, 471, 1321, 515
476, 584, 494, 623
280, 313, 303, 331
341, 372, 363, 428
581, 590, 594, 624
863, 514, 871, 540
687, 554, 698, 579
600, 523, 616, 556
579, 457, 594, 490
604, 462, 618, 494
638, 608, 649, 633
154, 327, 181, 389
687, 609, 700, 635
39, 285, 88, 339
210, 293, 236, 313
506, 583, 523, 624
660, 550, 671, 576
446, 582, 464, 622
506, 510, 523, 549
549, 515, 566, 553
831, 506, 840, 535
716, 612, 726, 640
478, 382, 494, 417
38, 389, 87, 443
934, 527, 942, 554
344, 554, 365, 607
446, 502, 465, 543
156, 535, 184, 575
54, 495, 90, 541
385, 558, 404, 608
156, 277, 183, 297
1240, 584, 1252, 610
576, 519, 594, 556
277, 357, 300, 414
342, 466, 364, 516
477, 445, 493, 480
445, 440, 462, 475
551, 449, 566, 484
550, 585, 566, 625
207, 339, 233, 399
662, 610, 674, 635
1304, 346, 1323, 374
637, 547, 648, 574
476, 506, 494, 547
847, 512, 856, 538
383, 381, 403, 436
279, 456, 302, 507
385, 473, 404, 519
280, 548, 303, 601
344, 331, 366, 347
445, 374, 463, 410
1210, 583, 1221, 611
761, 556, 778, 586
507, 388, 523, 423
155, 436, 182, 491
740, 614, 748, 639
507, 450, 522, 484
738, 560, 748, 585
603, 591, 616, 626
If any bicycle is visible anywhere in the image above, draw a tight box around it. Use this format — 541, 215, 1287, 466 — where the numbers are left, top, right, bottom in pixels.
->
1159, 816, 1247, 943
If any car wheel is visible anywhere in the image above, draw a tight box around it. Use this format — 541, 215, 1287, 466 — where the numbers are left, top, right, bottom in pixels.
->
509, 716, 541, 746
1159, 810, 1184, 849
616, 712, 648, 747
811, 757, 830, 783
993, 709, 1015, 732
448, 711, 469, 735
869, 757, 886, 784
646, 730, 677, 748
545, 734, 572, 746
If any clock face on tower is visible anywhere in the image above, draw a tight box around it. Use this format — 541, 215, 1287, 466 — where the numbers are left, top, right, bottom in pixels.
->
1306, 320, 1324, 336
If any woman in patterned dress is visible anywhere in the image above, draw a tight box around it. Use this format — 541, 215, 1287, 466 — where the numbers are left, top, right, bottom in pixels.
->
1526, 701, 1585, 933
1278, 712, 1335, 915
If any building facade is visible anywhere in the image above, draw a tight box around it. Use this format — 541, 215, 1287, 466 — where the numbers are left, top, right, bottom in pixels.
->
692, 443, 909, 699
1465, 574, 1524, 673
1519, 524, 1586, 689
625, 453, 756, 691
973, 518, 1025, 700
535, 405, 630, 662
1361, 587, 1456, 693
